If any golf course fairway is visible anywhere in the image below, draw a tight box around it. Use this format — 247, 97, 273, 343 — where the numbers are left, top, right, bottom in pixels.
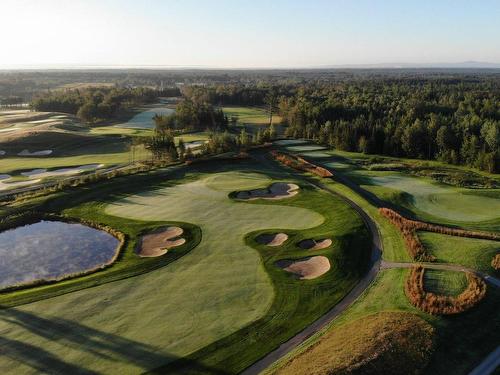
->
0, 171, 324, 374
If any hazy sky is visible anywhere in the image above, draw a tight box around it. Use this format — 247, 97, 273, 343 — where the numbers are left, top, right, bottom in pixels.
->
1, 0, 499, 68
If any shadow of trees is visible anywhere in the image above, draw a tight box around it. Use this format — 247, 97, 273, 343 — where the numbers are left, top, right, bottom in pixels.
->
0, 307, 227, 374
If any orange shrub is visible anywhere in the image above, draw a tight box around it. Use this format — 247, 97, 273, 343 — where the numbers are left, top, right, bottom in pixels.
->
379, 207, 500, 261
405, 266, 486, 315
492, 254, 500, 270
271, 151, 333, 178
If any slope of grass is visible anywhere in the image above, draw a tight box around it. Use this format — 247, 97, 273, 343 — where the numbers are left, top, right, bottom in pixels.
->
273, 312, 434, 375
419, 232, 500, 275
269, 268, 500, 375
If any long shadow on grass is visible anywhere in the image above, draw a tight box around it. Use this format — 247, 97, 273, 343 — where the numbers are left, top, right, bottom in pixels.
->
0, 307, 228, 374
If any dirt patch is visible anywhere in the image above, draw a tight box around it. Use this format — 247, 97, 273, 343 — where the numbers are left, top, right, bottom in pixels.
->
236, 182, 299, 200
256, 233, 288, 246
21, 164, 104, 179
136, 226, 185, 257
276, 256, 331, 279
298, 238, 332, 250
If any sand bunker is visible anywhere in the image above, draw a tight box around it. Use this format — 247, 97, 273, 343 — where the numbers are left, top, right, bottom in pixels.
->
298, 238, 332, 250
21, 164, 103, 179
136, 226, 185, 257
18, 149, 53, 156
276, 256, 331, 279
236, 182, 299, 200
256, 233, 288, 246
0, 178, 41, 191
185, 140, 207, 149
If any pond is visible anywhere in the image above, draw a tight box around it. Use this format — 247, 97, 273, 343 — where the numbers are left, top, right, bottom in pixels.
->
0, 220, 120, 289
120, 106, 175, 129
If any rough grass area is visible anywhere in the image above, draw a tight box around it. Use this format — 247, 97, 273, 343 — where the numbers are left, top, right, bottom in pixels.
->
273, 312, 434, 375
423, 269, 468, 296
419, 232, 500, 274
0, 161, 370, 374
270, 269, 500, 375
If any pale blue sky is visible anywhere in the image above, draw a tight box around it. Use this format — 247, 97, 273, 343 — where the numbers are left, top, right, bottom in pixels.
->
1, 0, 499, 68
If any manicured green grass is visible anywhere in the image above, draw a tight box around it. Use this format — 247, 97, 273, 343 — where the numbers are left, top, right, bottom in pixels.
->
284, 142, 500, 231
423, 269, 468, 296
0, 160, 370, 374
222, 106, 281, 125
419, 232, 500, 275
358, 172, 500, 223
90, 125, 154, 137
155, 175, 370, 374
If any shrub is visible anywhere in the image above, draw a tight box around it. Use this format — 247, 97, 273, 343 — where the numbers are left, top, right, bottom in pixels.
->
271, 151, 333, 178
492, 254, 500, 270
405, 266, 487, 315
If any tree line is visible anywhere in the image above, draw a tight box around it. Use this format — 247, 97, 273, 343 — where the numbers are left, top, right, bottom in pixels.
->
185, 77, 499, 173
31, 87, 165, 123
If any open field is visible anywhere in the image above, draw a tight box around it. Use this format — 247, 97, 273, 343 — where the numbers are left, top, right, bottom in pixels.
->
222, 106, 281, 126
280, 142, 500, 230
0, 158, 370, 374
419, 232, 500, 274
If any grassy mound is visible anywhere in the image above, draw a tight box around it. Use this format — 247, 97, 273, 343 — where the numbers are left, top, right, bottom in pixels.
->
275, 312, 434, 375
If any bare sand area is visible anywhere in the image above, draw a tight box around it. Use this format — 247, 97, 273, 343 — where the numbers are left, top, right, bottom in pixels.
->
298, 238, 332, 250
256, 233, 289, 246
136, 226, 185, 257
276, 256, 331, 279
236, 182, 299, 200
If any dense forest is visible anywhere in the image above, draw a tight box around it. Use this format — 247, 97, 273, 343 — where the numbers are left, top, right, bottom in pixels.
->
30, 87, 163, 123
188, 77, 500, 173
12, 69, 500, 172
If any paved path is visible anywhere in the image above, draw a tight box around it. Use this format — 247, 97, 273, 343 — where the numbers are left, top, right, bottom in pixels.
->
468, 346, 500, 375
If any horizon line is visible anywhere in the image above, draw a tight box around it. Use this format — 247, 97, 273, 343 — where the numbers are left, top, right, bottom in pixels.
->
1, 61, 500, 71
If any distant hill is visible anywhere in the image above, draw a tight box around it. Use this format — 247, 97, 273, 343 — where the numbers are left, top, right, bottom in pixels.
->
319, 61, 500, 69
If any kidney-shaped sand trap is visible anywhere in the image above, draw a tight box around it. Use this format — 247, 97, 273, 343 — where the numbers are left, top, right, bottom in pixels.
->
236, 182, 299, 200
256, 232, 288, 246
298, 238, 332, 250
136, 226, 185, 257
276, 256, 331, 279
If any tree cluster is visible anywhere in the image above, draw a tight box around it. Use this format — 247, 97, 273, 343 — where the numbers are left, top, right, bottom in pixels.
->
31, 87, 160, 123
279, 80, 499, 172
